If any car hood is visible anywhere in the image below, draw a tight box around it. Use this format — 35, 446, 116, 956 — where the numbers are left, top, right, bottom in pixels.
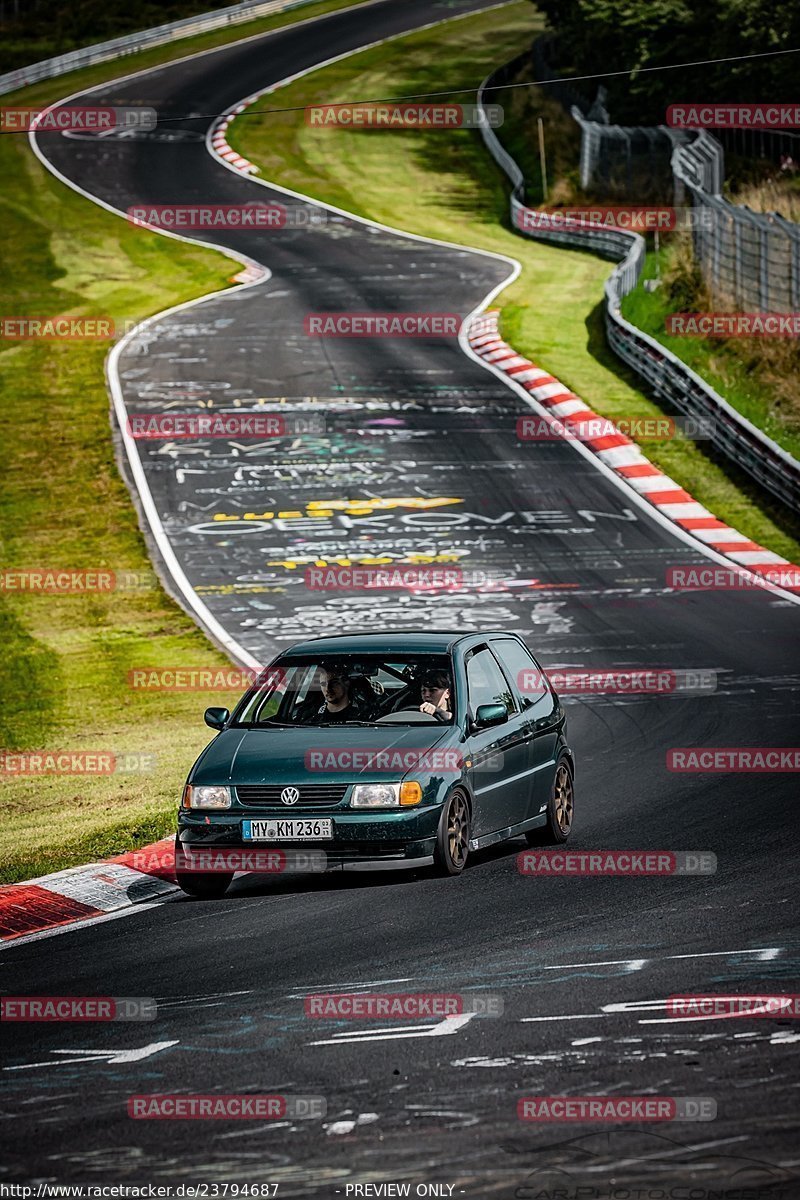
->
190, 723, 455, 785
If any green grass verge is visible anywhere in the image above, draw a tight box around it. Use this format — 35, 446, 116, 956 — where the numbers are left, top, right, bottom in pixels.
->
230, 1, 800, 562
0, 0, 375, 885
621, 243, 800, 463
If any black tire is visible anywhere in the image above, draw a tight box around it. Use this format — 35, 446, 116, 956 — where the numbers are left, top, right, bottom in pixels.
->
174, 840, 233, 899
175, 870, 233, 899
433, 790, 471, 875
525, 757, 574, 846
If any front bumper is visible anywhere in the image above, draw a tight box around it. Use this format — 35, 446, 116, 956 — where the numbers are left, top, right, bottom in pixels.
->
177, 805, 440, 870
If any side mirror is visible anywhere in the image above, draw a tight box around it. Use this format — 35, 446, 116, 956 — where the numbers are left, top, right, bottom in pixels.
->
474, 703, 507, 730
204, 707, 229, 731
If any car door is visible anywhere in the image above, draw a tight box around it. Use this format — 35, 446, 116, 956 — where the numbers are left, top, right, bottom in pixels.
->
490, 636, 562, 823
464, 644, 531, 839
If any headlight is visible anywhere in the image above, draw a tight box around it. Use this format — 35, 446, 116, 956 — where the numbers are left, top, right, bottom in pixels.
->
182, 785, 232, 810
350, 782, 422, 808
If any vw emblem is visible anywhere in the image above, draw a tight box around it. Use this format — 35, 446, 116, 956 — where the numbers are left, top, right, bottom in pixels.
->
280, 786, 300, 806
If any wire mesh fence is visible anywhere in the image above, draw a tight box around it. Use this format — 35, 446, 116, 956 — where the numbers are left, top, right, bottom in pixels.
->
673, 133, 800, 312
532, 38, 800, 315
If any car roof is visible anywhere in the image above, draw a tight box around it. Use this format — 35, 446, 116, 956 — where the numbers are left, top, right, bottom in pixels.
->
277, 630, 519, 657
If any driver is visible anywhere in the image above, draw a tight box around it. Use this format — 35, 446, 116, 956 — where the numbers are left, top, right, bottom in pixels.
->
315, 663, 363, 724
419, 669, 452, 722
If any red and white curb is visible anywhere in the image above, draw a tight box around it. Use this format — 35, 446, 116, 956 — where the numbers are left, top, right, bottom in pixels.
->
0, 838, 177, 943
209, 100, 261, 174
469, 310, 800, 593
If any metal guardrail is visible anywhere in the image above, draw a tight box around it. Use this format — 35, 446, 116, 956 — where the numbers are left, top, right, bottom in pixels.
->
0, 0, 319, 96
476, 60, 800, 514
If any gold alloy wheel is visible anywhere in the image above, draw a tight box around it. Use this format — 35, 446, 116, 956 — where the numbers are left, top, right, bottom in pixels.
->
554, 762, 574, 835
447, 792, 470, 868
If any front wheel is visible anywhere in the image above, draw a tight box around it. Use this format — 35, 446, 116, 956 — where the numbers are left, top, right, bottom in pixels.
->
174, 840, 233, 899
434, 790, 471, 875
175, 870, 233, 899
526, 758, 574, 845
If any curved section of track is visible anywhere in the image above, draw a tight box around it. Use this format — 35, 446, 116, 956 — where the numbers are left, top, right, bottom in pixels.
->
8, 0, 799, 1191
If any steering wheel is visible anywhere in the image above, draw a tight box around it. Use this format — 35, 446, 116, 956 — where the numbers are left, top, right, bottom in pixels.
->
375, 709, 441, 724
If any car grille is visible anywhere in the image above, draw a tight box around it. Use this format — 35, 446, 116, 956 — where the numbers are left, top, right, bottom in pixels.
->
235, 784, 350, 809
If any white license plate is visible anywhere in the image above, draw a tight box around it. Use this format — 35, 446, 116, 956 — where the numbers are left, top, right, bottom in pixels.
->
242, 818, 333, 841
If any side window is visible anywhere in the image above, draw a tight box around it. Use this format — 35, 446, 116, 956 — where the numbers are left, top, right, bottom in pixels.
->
465, 648, 515, 718
492, 638, 554, 714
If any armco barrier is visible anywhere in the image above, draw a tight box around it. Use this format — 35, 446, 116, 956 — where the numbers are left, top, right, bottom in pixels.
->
0, 0, 323, 95
477, 58, 800, 514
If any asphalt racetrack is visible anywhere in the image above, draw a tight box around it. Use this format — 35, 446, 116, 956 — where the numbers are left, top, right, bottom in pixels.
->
5, 0, 800, 1194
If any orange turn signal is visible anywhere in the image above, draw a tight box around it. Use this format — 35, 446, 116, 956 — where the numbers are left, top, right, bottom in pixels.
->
399, 781, 423, 807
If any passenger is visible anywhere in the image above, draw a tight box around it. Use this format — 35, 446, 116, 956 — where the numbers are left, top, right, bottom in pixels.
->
419, 669, 452, 722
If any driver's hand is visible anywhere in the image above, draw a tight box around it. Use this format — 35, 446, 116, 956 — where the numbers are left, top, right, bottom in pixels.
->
419, 702, 437, 715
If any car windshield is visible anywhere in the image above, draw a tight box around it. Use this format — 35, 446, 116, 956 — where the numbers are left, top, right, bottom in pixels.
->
232, 655, 455, 727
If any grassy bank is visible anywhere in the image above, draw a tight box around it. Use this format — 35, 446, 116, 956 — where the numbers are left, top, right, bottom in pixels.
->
230, 2, 800, 561
0, 0, 372, 885
621, 238, 800, 463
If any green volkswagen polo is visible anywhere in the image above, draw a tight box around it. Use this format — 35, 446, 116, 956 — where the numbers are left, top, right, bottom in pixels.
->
175, 631, 575, 897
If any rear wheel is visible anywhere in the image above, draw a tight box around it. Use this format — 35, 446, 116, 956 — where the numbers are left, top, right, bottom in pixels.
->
525, 758, 574, 846
434, 790, 471, 875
